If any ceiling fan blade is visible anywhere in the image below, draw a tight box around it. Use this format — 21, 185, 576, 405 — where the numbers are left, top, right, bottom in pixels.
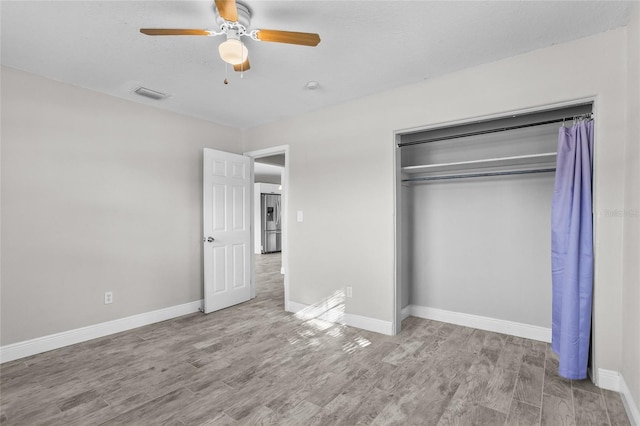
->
140, 29, 210, 36
215, 0, 238, 22
254, 29, 321, 46
234, 58, 250, 72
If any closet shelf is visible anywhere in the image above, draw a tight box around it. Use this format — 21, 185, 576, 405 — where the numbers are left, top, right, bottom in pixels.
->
402, 152, 557, 174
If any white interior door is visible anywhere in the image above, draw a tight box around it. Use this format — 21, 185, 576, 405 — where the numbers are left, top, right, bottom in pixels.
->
203, 148, 252, 313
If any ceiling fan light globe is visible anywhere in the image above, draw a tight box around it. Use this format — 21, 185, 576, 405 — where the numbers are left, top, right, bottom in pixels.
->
218, 39, 248, 65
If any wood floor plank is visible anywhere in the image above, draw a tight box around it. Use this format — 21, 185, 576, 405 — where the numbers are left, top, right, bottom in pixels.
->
234, 406, 277, 425
342, 386, 396, 425
265, 383, 311, 418
410, 377, 460, 425
465, 329, 490, 354
381, 339, 424, 365
223, 378, 284, 421
44, 397, 115, 426
514, 363, 544, 407
277, 400, 321, 425
370, 400, 412, 425
309, 393, 359, 425
403, 317, 442, 340
300, 372, 351, 408
541, 394, 575, 426
199, 411, 238, 426
378, 363, 424, 394
436, 373, 490, 421
478, 367, 518, 414
507, 400, 541, 426
602, 389, 632, 426
523, 351, 546, 368
103, 392, 152, 417
543, 356, 573, 400
346, 358, 397, 392
572, 388, 609, 426
410, 333, 448, 362
0, 375, 43, 414
497, 341, 526, 371
0, 402, 61, 426
572, 378, 603, 395
468, 346, 501, 377
371, 383, 439, 426
99, 388, 190, 425
176, 389, 237, 425
57, 389, 106, 412
483, 331, 508, 350
437, 400, 507, 426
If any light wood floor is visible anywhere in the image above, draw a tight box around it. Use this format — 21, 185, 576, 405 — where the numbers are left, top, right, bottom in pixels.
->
0, 253, 631, 425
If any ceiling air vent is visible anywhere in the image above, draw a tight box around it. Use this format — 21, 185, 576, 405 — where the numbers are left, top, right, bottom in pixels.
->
134, 86, 168, 100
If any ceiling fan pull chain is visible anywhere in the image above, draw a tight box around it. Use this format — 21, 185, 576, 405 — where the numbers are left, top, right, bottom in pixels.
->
224, 62, 229, 85
238, 40, 244, 78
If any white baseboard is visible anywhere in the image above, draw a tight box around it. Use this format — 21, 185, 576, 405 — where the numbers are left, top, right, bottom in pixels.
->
1, 300, 203, 363
598, 369, 640, 426
406, 305, 552, 343
401, 306, 411, 320
287, 300, 308, 315
287, 301, 393, 335
345, 312, 393, 335
597, 368, 621, 391
621, 374, 640, 426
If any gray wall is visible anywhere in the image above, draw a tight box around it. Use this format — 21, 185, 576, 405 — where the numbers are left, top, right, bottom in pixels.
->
0, 66, 241, 345
407, 173, 554, 327
622, 3, 640, 414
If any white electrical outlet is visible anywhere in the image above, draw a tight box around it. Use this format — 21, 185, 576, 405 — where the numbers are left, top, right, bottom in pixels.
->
346, 286, 353, 298
104, 291, 113, 305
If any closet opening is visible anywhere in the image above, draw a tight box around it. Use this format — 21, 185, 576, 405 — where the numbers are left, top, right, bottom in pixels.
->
394, 103, 594, 362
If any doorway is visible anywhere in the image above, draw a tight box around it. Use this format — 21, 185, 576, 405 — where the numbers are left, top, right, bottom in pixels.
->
245, 145, 290, 311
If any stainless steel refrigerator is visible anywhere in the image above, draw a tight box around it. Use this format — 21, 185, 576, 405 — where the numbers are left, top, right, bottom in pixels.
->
261, 193, 281, 253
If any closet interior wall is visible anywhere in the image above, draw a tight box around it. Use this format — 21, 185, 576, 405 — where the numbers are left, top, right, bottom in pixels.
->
399, 104, 592, 334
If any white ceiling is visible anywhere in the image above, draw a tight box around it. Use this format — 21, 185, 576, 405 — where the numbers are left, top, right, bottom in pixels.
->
1, 1, 633, 129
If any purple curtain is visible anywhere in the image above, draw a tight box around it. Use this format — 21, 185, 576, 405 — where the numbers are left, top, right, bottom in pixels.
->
551, 119, 594, 380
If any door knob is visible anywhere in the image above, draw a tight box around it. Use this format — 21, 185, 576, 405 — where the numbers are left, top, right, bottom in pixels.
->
206, 236, 215, 243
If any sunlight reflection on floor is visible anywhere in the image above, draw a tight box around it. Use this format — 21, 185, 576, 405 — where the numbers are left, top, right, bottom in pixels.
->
290, 289, 372, 354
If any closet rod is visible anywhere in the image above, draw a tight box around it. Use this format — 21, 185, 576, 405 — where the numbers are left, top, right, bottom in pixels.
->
398, 113, 593, 148
402, 168, 556, 183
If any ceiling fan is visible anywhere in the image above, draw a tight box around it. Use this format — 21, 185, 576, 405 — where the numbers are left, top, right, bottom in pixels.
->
140, 0, 321, 74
